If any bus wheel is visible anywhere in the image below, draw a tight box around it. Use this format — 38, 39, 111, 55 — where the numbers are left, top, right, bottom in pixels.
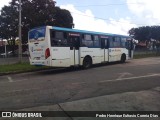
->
83, 56, 92, 69
121, 54, 126, 63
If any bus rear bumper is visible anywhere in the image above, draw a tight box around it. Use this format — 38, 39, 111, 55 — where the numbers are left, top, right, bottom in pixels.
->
30, 60, 50, 66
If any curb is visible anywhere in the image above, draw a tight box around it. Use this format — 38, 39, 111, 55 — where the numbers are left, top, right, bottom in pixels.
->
0, 67, 56, 76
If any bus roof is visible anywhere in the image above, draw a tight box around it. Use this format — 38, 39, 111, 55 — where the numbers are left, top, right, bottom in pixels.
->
52, 26, 129, 38
29, 26, 129, 38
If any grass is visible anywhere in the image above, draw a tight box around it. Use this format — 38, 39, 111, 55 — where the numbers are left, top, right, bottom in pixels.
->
133, 52, 160, 59
0, 62, 49, 73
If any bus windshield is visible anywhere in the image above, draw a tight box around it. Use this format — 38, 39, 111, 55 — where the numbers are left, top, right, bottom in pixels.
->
29, 27, 46, 41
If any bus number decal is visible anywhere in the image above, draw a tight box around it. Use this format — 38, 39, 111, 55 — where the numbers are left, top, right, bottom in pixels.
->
69, 33, 80, 36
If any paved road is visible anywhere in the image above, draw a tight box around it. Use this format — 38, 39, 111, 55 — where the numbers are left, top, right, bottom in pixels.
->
0, 57, 160, 110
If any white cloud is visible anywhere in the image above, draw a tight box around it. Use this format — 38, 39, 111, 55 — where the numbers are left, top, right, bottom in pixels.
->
0, 0, 10, 10
126, 0, 160, 25
60, 4, 136, 35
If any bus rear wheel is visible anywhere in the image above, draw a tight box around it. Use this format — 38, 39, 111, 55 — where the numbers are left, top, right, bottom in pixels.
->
121, 54, 126, 63
83, 56, 92, 69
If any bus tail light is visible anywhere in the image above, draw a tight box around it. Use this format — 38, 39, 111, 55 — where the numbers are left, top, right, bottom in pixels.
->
45, 48, 50, 59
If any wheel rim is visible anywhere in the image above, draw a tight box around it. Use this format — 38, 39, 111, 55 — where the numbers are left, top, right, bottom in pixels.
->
83, 58, 91, 68
121, 55, 126, 63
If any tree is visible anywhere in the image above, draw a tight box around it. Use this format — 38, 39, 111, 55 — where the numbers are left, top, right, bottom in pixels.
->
0, 5, 18, 54
0, 5, 18, 40
54, 7, 73, 28
0, 0, 73, 45
128, 26, 160, 50
129, 26, 160, 41
150, 26, 160, 40
128, 26, 151, 42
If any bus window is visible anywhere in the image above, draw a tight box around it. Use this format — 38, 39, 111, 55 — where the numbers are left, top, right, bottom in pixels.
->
114, 37, 121, 47
100, 36, 108, 48
126, 39, 133, 50
110, 37, 121, 48
68, 33, 80, 49
109, 37, 114, 48
29, 27, 46, 40
93, 35, 100, 47
50, 30, 68, 47
121, 37, 127, 48
82, 34, 94, 47
101, 37, 108, 49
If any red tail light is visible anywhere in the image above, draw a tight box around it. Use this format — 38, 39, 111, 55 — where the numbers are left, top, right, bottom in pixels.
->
45, 48, 50, 59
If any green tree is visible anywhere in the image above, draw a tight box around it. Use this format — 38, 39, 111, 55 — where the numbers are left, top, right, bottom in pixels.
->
0, 5, 18, 54
0, 5, 18, 40
128, 26, 151, 42
128, 26, 160, 50
150, 26, 160, 40
128, 26, 160, 41
0, 0, 73, 45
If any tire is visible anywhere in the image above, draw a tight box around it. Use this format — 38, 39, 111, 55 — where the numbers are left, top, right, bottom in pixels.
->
121, 54, 126, 63
83, 56, 92, 69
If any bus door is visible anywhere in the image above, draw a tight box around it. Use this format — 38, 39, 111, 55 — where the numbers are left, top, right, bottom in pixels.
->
101, 36, 109, 62
68, 33, 80, 66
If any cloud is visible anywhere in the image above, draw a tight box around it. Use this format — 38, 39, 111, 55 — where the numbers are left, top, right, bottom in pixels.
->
126, 0, 160, 25
0, 0, 10, 10
60, 4, 136, 35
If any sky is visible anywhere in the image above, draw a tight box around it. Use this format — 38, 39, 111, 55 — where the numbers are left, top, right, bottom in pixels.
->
1, 0, 160, 35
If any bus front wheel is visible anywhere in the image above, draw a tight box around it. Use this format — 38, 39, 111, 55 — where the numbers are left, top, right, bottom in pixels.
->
121, 54, 126, 63
83, 56, 92, 69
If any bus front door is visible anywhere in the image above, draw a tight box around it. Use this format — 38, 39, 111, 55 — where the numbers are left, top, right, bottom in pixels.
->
68, 35, 80, 66
127, 39, 133, 59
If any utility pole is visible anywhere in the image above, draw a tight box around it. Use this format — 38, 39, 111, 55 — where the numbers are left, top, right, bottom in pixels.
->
18, 0, 22, 63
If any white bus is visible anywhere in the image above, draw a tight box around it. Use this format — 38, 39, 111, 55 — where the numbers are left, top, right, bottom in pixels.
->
28, 26, 133, 68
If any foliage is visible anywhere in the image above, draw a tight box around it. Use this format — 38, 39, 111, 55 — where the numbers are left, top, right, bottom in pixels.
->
0, 0, 73, 44
128, 26, 160, 42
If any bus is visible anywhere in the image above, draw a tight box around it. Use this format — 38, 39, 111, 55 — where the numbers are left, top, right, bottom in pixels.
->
28, 26, 133, 68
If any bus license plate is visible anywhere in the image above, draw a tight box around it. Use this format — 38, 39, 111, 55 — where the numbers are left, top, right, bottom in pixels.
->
36, 57, 40, 60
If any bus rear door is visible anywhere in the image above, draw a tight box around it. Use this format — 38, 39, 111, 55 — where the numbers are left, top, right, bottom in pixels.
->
68, 33, 80, 66
100, 36, 109, 62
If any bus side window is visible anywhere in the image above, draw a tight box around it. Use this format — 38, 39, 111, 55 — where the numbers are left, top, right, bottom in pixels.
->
50, 31, 67, 47
81, 34, 85, 46
101, 37, 108, 49
50, 30, 56, 46
126, 39, 133, 50
82, 34, 93, 47
74, 37, 80, 48
109, 37, 114, 48
93, 35, 100, 47
110, 37, 121, 48
73, 37, 80, 49
121, 37, 126, 48
68, 35, 80, 48
105, 38, 109, 48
